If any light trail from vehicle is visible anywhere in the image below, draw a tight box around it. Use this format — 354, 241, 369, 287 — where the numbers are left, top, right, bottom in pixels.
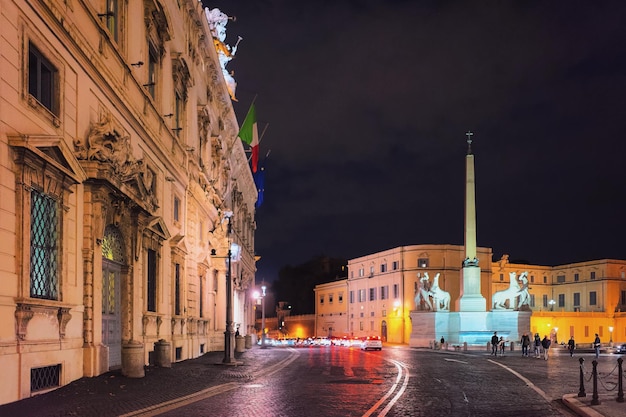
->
361, 358, 409, 417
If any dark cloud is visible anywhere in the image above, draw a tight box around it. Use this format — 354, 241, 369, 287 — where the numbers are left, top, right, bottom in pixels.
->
207, 0, 626, 280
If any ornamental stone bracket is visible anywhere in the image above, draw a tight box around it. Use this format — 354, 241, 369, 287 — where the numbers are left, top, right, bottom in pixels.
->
15, 303, 73, 340
57, 307, 72, 338
15, 304, 34, 341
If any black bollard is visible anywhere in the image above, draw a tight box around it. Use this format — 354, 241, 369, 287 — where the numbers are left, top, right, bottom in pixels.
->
618, 358, 624, 403
591, 360, 600, 405
578, 357, 586, 397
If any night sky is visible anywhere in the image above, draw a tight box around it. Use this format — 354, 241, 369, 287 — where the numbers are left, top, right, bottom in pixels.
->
206, 1, 626, 282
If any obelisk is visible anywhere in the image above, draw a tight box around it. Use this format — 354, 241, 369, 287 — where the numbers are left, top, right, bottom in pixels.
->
457, 132, 486, 311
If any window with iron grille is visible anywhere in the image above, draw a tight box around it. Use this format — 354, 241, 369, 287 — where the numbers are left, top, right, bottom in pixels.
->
102, 0, 119, 43
31, 364, 60, 392
30, 190, 59, 300
147, 249, 157, 312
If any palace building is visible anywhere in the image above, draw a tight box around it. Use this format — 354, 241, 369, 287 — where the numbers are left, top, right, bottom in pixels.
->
0, 1, 257, 405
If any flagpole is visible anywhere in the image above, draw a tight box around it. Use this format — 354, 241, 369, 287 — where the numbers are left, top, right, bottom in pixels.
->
245, 122, 269, 164
228, 94, 259, 152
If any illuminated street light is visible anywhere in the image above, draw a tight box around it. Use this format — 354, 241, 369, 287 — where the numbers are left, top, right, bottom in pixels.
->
609, 326, 614, 346
548, 299, 556, 311
261, 285, 267, 348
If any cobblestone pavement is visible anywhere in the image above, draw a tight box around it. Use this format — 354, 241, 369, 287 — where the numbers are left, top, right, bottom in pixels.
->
1, 345, 625, 417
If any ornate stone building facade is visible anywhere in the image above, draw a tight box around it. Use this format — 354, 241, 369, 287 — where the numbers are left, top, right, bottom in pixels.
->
0, 0, 256, 405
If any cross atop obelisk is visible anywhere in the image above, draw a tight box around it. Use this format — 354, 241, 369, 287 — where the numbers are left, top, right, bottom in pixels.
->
466, 131, 473, 155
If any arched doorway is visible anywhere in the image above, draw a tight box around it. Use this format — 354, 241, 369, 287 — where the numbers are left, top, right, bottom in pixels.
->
381, 320, 388, 342
102, 225, 125, 369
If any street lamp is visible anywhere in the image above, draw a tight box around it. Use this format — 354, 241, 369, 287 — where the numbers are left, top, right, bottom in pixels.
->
609, 326, 614, 346
212, 211, 236, 364
548, 299, 556, 311
553, 327, 558, 344
261, 285, 267, 348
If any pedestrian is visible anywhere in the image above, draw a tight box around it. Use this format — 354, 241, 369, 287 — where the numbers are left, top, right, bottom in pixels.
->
593, 333, 601, 359
568, 336, 575, 357
491, 332, 499, 355
499, 336, 506, 356
541, 335, 551, 360
534, 333, 541, 358
440, 336, 445, 350
520, 333, 530, 357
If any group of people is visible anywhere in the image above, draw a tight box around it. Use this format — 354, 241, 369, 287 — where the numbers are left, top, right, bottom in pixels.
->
493, 332, 603, 360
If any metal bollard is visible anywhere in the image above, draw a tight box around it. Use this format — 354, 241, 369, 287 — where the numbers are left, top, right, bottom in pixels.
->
618, 358, 624, 403
578, 357, 586, 397
591, 360, 600, 405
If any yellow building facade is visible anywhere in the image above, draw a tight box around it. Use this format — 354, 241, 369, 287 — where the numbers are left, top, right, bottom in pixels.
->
0, 0, 256, 405
315, 247, 626, 347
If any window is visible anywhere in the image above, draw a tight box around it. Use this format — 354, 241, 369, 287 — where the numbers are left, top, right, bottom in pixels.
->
30, 190, 59, 300
557, 275, 565, 283
530, 294, 535, 307
574, 273, 579, 282
380, 263, 387, 273
174, 263, 181, 315
147, 249, 157, 312
358, 289, 366, 302
349, 290, 354, 303
380, 286, 388, 300
590, 271, 596, 280
393, 284, 399, 299
573, 292, 580, 307
369, 266, 374, 276
358, 268, 364, 277
392, 261, 399, 270
369, 288, 376, 301
329, 294, 334, 303
418, 258, 429, 268
558, 294, 565, 307
622, 290, 626, 306
146, 44, 158, 98
542, 294, 548, 308
543, 276, 547, 283
28, 43, 58, 115
199, 276, 203, 318
338, 292, 343, 303
319, 295, 324, 305
530, 275, 535, 283
174, 196, 180, 222
499, 273, 504, 282
370, 311, 374, 317
589, 291, 597, 305
101, 0, 119, 42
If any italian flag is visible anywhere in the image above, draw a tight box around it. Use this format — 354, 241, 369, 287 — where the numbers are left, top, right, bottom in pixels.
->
238, 103, 259, 173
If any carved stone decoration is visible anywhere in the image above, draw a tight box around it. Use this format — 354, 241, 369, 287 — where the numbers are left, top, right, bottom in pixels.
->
429, 273, 450, 311
180, 319, 186, 335
15, 304, 35, 341
57, 307, 72, 338
74, 112, 159, 211
205, 8, 240, 101
171, 318, 176, 335
156, 315, 163, 336
142, 315, 149, 336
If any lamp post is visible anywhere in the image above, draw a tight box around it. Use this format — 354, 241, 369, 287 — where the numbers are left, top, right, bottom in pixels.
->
222, 213, 236, 364
548, 299, 556, 311
610, 326, 614, 347
261, 285, 267, 348
554, 327, 558, 344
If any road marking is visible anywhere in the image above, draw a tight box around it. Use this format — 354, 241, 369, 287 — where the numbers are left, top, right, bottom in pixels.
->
444, 358, 469, 364
362, 359, 409, 417
121, 348, 301, 417
488, 359, 552, 402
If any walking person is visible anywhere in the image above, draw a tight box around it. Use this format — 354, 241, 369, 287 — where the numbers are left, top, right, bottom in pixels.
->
541, 335, 551, 360
593, 333, 601, 359
491, 332, 499, 355
520, 333, 530, 357
568, 336, 575, 357
534, 333, 542, 358
498, 336, 506, 357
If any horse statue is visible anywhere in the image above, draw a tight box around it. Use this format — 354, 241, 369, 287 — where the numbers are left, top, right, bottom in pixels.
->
414, 274, 433, 311
492, 271, 520, 309
429, 273, 451, 311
